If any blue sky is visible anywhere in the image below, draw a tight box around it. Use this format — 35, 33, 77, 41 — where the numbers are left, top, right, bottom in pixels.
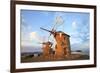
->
21, 9, 90, 52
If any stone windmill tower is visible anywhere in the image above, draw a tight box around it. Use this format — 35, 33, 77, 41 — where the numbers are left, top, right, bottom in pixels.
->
41, 42, 52, 56
54, 31, 71, 58
40, 27, 71, 59
38, 37, 53, 58
40, 16, 71, 59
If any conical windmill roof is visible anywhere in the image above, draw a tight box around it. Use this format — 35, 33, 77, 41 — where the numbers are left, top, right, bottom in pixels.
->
57, 31, 70, 37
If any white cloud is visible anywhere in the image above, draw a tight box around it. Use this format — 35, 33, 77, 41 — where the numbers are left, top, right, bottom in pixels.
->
21, 31, 43, 47
21, 40, 33, 47
29, 31, 43, 43
30, 32, 37, 40
70, 37, 82, 44
71, 40, 89, 51
40, 11, 50, 16
72, 21, 78, 30
70, 19, 90, 45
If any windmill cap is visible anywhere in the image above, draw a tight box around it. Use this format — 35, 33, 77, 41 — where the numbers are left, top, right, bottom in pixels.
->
57, 31, 70, 37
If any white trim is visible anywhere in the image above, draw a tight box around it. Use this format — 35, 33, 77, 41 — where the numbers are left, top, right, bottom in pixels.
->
16, 4, 94, 69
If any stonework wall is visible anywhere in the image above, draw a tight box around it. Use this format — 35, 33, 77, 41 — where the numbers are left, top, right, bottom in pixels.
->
54, 32, 71, 58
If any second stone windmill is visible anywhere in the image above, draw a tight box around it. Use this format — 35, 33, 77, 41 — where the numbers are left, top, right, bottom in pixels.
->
40, 16, 71, 59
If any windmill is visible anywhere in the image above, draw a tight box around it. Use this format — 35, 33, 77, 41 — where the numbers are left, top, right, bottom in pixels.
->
37, 36, 53, 57
40, 16, 71, 59
48, 16, 64, 39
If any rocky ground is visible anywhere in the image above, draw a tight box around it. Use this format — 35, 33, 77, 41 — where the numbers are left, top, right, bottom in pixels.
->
21, 53, 89, 63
